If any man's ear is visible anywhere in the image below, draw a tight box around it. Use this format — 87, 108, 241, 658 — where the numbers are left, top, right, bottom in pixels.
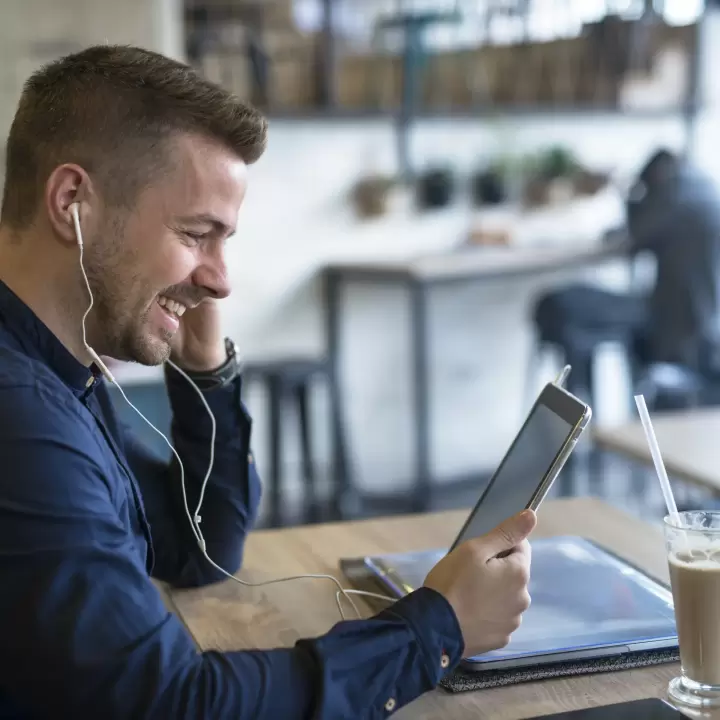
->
44, 163, 96, 246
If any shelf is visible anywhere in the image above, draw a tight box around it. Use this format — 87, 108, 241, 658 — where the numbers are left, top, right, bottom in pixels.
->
263, 104, 699, 122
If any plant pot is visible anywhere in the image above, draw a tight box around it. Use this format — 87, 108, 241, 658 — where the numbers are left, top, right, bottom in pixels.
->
522, 177, 574, 207
416, 168, 455, 210
522, 178, 553, 208
471, 169, 507, 206
572, 169, 610, 196
351, 176, 394, 219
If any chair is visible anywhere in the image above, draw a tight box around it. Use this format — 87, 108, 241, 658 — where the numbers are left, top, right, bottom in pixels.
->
527, 322, 636, 408
634, 362, 720, 411
526, 244, 644, 409
242, 358, 350, 528
526, 280, 643, 497
526, 287, 640, 410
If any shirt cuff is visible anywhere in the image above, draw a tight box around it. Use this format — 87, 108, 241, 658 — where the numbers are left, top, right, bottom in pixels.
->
163, 364, 248, 443
376, 586, 465, 683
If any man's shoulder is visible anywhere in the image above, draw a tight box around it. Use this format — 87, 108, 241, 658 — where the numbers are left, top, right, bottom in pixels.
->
0, 343, 119, 512
0, 333, 59, 378
0, 342, 93, 437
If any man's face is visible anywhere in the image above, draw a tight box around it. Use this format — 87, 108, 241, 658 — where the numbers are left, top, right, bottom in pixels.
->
84, 133, 247, 365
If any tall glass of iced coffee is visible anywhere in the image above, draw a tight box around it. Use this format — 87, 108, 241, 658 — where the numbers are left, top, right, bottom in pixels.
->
665, 511, 720, 708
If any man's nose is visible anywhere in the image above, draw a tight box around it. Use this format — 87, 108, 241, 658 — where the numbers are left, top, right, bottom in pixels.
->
192, 248, 231, 300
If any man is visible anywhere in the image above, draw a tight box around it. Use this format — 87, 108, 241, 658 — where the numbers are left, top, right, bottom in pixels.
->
532, 149, 720, 401
0, 46, 535, 718
625, 149, 720, 377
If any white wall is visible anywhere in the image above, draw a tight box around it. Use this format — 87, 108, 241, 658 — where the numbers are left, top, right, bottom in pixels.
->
0, 0, 185, 186
689, 11, 720, 177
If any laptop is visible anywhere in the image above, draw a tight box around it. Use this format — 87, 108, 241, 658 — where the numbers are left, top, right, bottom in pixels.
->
344, 536, 677, 671
340, 379, 678, 670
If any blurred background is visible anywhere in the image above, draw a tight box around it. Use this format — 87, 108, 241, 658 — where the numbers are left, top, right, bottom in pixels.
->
4, 0, 720, 529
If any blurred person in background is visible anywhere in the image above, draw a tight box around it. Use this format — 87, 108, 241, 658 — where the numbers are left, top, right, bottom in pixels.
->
533, 148, 720, 397
0, 45, 535, 719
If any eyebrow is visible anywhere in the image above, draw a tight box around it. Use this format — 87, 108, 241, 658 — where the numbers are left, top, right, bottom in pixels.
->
177, 213, 235, 237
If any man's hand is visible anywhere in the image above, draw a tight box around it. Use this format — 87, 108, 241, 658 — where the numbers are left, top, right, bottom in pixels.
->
424, 509, 536, 658
170, 299, 226, 372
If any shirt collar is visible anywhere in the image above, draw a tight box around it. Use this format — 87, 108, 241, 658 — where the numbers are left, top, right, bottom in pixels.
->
0, 279, 102, 396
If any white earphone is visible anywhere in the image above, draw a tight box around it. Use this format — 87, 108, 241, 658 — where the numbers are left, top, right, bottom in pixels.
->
69, 201, 392, 620
69, 202, 117, 385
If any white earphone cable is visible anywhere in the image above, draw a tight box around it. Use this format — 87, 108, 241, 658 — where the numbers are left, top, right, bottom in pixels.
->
72, 208, 95, 359
71, 203, 392, 621
112, 375, 366, 621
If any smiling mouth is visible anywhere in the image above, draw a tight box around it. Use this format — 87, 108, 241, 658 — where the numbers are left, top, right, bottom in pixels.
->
157, 295, 188, 319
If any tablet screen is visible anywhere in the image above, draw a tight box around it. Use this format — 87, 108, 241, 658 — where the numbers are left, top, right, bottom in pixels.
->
454, 402, 574, 547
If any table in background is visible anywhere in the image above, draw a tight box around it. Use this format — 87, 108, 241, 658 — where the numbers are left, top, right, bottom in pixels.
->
167, 497, 683, 719
108, 242, 624, 524
594, 408, 720, 496
323, 243, 625, 517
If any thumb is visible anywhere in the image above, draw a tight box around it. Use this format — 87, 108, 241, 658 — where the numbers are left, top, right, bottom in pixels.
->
481, 509, 537, 561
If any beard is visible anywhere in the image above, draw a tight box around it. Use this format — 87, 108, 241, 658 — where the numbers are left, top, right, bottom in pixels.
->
81, 223, 173, 367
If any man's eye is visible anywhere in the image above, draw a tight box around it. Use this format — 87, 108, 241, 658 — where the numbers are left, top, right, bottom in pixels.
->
183, 231, 205, 244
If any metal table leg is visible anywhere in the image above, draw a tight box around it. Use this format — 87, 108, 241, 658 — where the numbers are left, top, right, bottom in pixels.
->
323, 270, 356, 519
267, 374, 283, 527
410, 278, 431, 511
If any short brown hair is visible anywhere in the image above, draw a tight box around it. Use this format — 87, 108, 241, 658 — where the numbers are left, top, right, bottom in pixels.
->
1, 44, 268, 229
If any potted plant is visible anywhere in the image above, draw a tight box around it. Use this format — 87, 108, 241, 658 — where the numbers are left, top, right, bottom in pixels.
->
351, 173, 397, 219
521, 146, 579, 207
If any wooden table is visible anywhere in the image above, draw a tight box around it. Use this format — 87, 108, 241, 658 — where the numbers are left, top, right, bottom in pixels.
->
168, 497, 690, 719
594, 408, 720, 495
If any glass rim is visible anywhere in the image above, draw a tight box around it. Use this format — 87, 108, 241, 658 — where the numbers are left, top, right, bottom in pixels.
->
664, 510, 720, 533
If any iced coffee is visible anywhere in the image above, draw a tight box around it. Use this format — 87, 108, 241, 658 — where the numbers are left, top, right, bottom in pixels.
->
665, 511, 720, 708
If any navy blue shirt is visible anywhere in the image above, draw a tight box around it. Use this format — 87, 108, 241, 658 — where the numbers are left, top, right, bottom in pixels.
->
0, 279, 463, 719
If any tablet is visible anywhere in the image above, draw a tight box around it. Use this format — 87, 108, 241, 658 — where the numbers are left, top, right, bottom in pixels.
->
358, 381, 590, 598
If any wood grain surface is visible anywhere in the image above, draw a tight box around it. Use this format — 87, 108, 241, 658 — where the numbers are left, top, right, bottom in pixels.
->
169, 498, 700, 719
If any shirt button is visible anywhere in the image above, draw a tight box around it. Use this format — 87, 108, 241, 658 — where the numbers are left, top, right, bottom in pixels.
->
384, 697, 396, 712
440, 653, 450, 669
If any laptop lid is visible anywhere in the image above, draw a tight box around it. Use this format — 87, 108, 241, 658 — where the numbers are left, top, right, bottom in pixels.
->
358, 536, 677, 670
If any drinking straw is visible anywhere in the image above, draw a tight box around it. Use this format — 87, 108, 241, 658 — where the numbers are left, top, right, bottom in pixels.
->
634, 394, 681, 526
